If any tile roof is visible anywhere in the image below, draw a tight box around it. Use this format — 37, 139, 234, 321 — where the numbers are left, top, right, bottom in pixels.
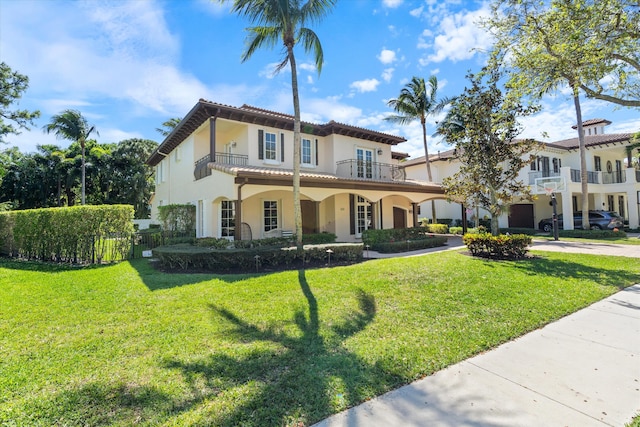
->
571, 118, 611, 129
546, 133, 633, 150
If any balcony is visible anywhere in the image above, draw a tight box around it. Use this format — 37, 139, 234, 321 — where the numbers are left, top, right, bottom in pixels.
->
570, 169, 599, 184
602, 171, 626, 184
335, 159, 406, 181
194, 152, 248, 180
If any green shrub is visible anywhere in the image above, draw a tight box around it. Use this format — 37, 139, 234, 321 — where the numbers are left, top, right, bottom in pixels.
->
0, 205, 134, 263
499, 227, 538, 236
195, 237, 232, 249
425, 224, 449, 234
302, 232, 337, 244
448, 226, 480, 235
558, 229, 627, 239
362, 227, 432, 246
463, 233, 532, 259
157, 204, 196, 233
371, 236, 447, 253
152, 243, 363, 271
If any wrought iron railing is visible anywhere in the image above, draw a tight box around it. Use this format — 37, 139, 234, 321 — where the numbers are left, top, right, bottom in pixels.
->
194, 152, 249, 180
335, 159, 406, 181
570, 169, 599, 184
602, 171, 626, 184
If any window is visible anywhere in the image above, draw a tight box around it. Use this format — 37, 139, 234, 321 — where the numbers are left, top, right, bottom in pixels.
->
530, 157, 537, 171
302, 138, 313, 166
594, 156, 601, 171
572, 196, 578, 213
552, 158, 561, 173
355, 196, 371, 236
265, 132, 277, 161
221, 200, 235, 238
263, 200, 279, 232
356, 148, 374, 178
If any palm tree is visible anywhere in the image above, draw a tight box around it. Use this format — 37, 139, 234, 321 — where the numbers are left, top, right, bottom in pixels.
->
386, 76, 451, 224
226, 0, 336, 249
43, 110, 98, 205
155, 117, 182, 137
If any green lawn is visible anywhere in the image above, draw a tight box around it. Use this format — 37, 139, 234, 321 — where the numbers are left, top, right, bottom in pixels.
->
535, 234, 640, 245
1, 251, 639, 426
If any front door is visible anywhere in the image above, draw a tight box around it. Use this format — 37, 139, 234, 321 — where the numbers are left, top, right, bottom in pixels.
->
393, 207, 406, 229
301, 200, 318, 235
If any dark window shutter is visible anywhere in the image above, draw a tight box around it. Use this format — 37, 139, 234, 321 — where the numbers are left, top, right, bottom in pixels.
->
258, 130, 264, 160
315, 139, 319, 166
349, 194, 355, 235
280, 133, 285, 162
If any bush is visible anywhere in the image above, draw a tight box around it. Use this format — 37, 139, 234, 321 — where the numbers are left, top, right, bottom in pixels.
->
558, 229, 628, 239
157, 204, 196, 233
152, 243, 363, 271
449, 226, 480, 235
370, 236, 447, 253
425, 224, 449, 234
463, 233, 532, 259
0, 205, 134, 263
499, 227, 538, 236
302, 232, 337, 245
362, 227, 433, 246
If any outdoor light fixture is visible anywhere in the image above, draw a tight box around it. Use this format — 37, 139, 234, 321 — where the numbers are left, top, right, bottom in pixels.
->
377, 149, 383, 155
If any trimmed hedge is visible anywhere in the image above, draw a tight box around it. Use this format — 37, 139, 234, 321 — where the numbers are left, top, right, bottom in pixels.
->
369, 236, 447, 253
152, 243, 363, 272
499, 227, 538, 236
362, 227, 433, 246
558, 229, 628, 239
0, 205, 134, 263
158, 204, 196, 233
425, 224, 449, 234
463, 233, 532, 259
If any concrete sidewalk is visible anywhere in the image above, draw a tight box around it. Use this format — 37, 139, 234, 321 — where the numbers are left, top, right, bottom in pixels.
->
316, 243, 640, 426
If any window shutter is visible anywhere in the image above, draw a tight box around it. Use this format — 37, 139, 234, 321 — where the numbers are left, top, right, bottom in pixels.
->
258, 130, 264, 160
349, 194, 355, 235
315, 139, 319, 166
280, 133, 285, 162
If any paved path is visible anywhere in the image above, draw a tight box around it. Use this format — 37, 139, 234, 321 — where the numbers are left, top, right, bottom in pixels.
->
317, 239, 640, 427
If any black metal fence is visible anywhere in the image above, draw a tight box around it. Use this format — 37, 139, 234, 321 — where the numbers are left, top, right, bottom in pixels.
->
130, 230, 195, 258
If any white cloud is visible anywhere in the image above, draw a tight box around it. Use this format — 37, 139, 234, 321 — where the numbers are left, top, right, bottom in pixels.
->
382, 68, 395, 83
299, 63, 317, 73
302, 97, 363, 124
377, 49, 397, 65
410, 6, 424, 18
420, 4, 493, 64
383, 0, 403, 8
195, 0, 231, 16
431, 68, 440, 75
350, 79, 381, 93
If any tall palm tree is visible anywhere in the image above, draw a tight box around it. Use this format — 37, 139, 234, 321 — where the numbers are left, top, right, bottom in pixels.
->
386, 75, 451, 224
226, 0, 336, 249
43, 109, 98, 205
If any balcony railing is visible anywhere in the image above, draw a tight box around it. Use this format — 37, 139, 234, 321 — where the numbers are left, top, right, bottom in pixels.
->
570, 169, 599, 184
602, 171, 626, 184
194, 152, 249, 180
335, 159, 406, 181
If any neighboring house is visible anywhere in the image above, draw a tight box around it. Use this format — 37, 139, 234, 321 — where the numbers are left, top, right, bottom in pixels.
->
405, 119, 640, 230
146, 99, 444, 242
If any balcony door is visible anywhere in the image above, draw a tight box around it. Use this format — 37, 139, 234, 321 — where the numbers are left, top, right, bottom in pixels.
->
356, 148, 374, 179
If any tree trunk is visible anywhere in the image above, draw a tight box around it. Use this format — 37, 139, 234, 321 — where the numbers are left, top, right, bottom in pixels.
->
81, 140, 86, 205
288, 46, 303, 250
572, 89, 589, 229
421, 119, 436, 224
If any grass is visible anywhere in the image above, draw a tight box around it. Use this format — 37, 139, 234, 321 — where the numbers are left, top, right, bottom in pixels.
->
535, 233, 640, 245
1, 251, 639, 426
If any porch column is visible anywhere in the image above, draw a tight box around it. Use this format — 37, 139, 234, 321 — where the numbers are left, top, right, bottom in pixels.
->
209, 116, 217, 163
560, 191, 574, 229
370, 202, 378, 229
234, 181, 245, 240
627, 188, 639, 229
412, 203, 418, 227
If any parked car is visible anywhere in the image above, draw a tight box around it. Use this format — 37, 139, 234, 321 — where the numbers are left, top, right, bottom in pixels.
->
538, 211, 624, 232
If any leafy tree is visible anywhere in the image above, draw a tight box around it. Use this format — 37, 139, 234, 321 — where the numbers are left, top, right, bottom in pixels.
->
0, 62, 40, 143
485, 0, 612, 229
155, 117, 181, 137
224, 0, 336, 248
43, 110, 98, 206
438, 70, 539, 236
385, 75, 451, 223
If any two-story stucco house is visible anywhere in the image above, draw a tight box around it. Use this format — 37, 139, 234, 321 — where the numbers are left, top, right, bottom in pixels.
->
405, 119, 639, 230
146, 99, 444, 242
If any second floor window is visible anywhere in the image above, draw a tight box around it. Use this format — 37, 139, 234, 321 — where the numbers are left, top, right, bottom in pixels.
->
594, 156, 601, 171
265, 132, 277, 161
302, 138, 312, 165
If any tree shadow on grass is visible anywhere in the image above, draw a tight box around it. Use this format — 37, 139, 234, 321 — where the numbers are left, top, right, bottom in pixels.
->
496, 256, 640, 290
161, 269, 401, 426
0, 257, 117, 273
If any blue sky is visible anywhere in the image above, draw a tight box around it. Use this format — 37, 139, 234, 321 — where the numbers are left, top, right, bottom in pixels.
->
1, 0, 637, 159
